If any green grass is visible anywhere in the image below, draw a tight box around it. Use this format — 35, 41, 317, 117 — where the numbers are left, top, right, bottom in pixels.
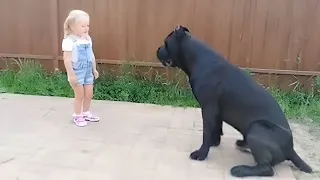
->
1, 59, 320, 123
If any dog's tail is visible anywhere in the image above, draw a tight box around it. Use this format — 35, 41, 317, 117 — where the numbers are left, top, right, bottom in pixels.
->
289, 150, 312, 173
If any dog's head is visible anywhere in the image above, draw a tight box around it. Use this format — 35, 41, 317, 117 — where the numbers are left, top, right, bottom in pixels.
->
156, 25, 190, 68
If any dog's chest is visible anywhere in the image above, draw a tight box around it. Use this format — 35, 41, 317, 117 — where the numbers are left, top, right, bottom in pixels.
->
190, 82, 220, 106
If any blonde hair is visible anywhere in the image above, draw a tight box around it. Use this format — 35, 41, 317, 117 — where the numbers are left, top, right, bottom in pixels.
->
63, 9, 89, 38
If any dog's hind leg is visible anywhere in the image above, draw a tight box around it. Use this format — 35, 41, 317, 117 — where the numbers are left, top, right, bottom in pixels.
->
230, 122, 285, 177
235, 137, 251, 153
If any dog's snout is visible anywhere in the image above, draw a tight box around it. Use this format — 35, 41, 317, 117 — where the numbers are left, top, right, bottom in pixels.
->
156, 48, 161, 60
156, 47, 160, 54
156, 46, 166, 60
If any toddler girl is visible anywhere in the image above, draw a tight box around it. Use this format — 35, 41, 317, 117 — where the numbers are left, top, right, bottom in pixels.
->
62, 10, 100, 127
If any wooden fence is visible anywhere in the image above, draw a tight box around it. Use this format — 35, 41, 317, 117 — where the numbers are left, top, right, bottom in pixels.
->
0, 0, 320, 89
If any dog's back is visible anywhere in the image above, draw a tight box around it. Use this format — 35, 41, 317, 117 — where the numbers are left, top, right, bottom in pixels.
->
217, 57, 291, 134
186, 38, 291, 133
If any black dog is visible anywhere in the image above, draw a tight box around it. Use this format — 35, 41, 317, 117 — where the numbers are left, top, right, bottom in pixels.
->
156, 26, 312, 177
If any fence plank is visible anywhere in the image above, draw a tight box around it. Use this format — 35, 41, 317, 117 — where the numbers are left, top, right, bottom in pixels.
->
0, 0, 319, 74
50, 0, 60, 71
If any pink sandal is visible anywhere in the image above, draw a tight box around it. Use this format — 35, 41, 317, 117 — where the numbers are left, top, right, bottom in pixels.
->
73, 115, 88, 127
83, 111, 100, 122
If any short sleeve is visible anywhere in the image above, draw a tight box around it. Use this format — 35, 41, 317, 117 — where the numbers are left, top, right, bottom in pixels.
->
61, 38, 73, 51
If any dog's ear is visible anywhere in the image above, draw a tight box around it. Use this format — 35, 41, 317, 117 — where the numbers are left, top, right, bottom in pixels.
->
180, 26, 190, 32
174, 25, 190, 32
174, 25, 190, 39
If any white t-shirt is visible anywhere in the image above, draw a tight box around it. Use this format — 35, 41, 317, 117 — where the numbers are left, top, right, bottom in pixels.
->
61, 35, 94, 62
62, 35, 92, 52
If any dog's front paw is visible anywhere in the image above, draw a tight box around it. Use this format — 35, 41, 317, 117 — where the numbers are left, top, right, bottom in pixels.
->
189, 150, 208, 161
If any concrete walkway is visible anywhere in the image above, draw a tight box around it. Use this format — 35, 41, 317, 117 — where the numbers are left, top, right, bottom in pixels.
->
0, 93, 296, 180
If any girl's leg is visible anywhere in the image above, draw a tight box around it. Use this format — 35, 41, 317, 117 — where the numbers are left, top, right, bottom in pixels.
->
83, 84, 99, 122
83, 84, 93, 112
71, 84, 87, 126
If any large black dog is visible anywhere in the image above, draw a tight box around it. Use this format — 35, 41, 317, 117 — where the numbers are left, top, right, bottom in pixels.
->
156, 26, 312, 177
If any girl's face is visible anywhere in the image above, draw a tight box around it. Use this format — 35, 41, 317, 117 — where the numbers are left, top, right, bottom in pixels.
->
71, 15, 90, 37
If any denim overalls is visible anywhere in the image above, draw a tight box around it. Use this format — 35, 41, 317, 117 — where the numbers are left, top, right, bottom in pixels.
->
69, 35, 94, 85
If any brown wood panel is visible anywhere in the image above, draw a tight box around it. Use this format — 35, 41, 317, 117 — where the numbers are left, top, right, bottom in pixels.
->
299, 0, 320, 72
124, 0, 195, 62
0, 0, 320, 74
57, 0, 125, 60
0, 0, 52, 55
227, 0, 255, 67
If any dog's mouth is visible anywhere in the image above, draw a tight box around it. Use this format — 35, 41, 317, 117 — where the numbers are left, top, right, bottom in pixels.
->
157, 46, 174, 67
164, 59, 173, 67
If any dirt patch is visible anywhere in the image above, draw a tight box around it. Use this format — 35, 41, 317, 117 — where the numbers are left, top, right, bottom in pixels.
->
289, 121, 320, 180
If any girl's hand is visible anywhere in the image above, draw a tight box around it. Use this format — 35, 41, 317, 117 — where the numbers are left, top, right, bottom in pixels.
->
68, 73, 78, 85
94, 69, 99, 79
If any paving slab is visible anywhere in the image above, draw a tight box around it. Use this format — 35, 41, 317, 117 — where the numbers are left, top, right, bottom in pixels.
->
0, 93, 296, 180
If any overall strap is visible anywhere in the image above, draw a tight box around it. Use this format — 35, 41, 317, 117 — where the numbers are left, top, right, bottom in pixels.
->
67, 35, 78, 43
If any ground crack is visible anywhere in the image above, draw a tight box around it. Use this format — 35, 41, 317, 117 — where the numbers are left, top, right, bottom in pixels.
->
0, 157, 15, 164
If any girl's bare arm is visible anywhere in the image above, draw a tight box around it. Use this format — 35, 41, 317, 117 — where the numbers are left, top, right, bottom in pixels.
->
88, 35, 97, 71
92, 52, 97, 71
63, 51, 75, 76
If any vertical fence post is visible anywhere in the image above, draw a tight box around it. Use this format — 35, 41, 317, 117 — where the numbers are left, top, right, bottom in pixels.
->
118, 0, 127, 75
50, 0, 60, 72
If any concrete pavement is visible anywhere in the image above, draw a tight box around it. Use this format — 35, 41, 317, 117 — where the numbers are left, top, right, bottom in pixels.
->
0, 93, 296, 180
